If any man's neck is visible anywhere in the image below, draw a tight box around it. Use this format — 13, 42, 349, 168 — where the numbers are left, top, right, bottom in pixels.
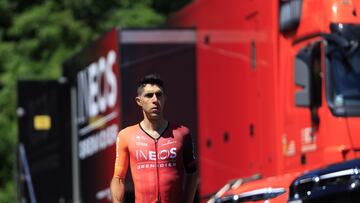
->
141, 118, 167, 131
140, 118, 168, 139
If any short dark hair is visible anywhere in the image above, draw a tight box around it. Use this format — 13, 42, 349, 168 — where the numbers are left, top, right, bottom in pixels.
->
137, 73, 164, 95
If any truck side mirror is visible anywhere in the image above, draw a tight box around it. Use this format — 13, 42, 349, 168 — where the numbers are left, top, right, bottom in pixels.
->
294, 50, 311, 107
279, 0, 303, 33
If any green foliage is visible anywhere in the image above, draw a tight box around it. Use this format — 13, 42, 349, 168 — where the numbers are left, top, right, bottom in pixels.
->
0, 0, 191, 202
0, 180, 15, 203
102, 4, 165, 30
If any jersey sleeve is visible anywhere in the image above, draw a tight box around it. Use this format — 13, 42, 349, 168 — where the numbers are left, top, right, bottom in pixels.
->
183, 133, 197, 173
113, 131, 129, 179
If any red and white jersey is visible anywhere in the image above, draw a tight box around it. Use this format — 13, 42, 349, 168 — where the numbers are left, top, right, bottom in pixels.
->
113, 123, 197, 203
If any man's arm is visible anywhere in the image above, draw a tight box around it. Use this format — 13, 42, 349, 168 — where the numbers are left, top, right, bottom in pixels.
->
110, 131, 129, 203
183, 131, 198, 203
110, 177, 126, 203
184, 171, 198, 203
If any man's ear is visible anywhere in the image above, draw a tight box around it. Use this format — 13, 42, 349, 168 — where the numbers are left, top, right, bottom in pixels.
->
135, 96, 141, 106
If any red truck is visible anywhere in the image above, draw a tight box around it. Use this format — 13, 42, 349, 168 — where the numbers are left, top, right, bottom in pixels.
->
169, 0, 360, 202
17, 0, 360, 202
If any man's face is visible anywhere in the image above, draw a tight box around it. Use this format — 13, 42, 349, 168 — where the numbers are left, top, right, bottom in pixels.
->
136, 84, 165, 119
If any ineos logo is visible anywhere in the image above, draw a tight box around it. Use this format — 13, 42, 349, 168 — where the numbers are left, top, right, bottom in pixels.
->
136, 148, 177, 161
76, 50, 117, 123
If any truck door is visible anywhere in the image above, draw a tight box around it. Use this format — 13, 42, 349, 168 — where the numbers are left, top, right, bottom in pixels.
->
282, 41, 323, 171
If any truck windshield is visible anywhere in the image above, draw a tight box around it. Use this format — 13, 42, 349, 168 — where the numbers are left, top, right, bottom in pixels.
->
329, 46, 360, 107
326, 23, 360, 110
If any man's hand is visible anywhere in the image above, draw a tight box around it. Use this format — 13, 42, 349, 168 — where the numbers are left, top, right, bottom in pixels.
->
110, 177, 126, 203
184, 171, 198, 203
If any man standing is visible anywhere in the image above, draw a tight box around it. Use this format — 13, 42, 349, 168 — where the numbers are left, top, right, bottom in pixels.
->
110, 74, 198, 203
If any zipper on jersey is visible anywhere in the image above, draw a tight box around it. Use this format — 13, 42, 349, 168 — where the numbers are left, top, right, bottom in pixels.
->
155, 139, 161, 203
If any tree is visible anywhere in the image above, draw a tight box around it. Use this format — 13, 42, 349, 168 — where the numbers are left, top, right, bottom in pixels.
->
0, 0, 190, 202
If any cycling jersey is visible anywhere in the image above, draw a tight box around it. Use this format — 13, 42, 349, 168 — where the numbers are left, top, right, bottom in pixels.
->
113, 123, 197, 203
